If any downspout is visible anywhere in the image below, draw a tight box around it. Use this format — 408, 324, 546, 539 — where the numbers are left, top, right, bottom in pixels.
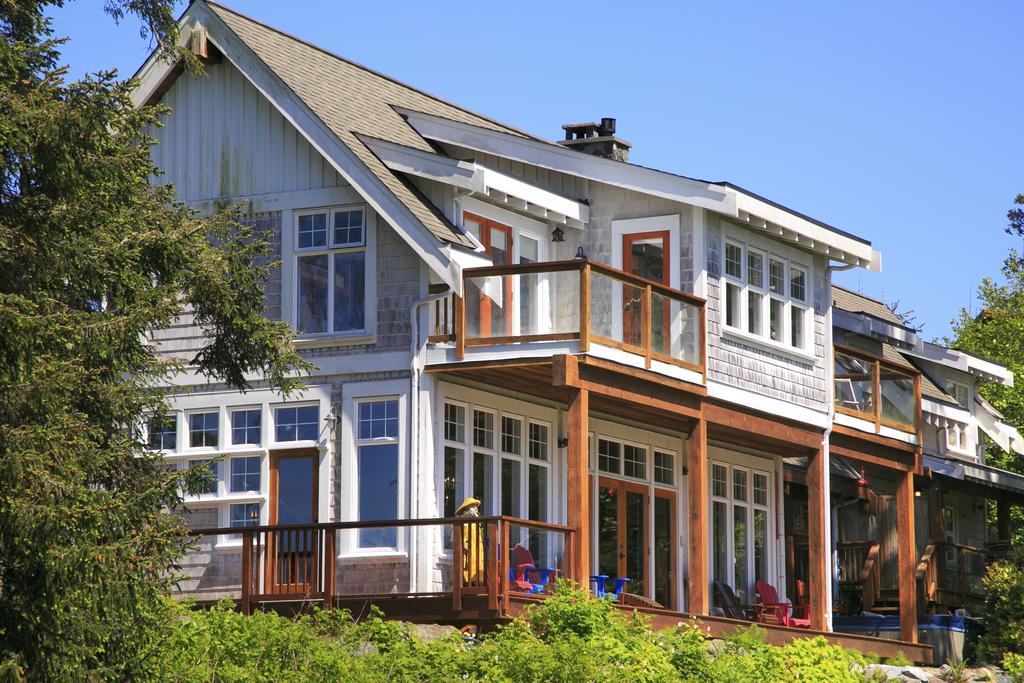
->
408, 286, 453, 594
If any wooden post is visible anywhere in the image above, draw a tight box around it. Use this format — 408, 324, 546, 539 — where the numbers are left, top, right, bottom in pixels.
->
567, 387, 590, 585
997, 498, 1011, 543
686, 415, 708, 614
323, 529, 335, 610
501, 520, 511, 615
642, 284, 652, 368
805, 445, 828, 631
452, 523, 464, 612
579, 263, 591, 353
896, 470, 918, 643
486, 520, 500, 611
241, 532, 252, 616
455, 294, 465, 360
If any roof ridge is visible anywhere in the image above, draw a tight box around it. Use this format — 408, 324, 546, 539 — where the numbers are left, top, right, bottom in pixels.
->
202, 0, 542, 143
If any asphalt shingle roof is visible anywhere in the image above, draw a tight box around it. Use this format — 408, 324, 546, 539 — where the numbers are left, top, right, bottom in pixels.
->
206, 1, 533, 248
831, 285, 904, 326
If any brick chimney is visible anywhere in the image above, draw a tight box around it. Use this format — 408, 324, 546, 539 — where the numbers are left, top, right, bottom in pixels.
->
557, 117, 631, 162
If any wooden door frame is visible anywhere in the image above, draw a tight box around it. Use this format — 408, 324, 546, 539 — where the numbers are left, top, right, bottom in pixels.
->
597, 475, 651, 596
465, 211, 514, 337
621, 230, 671, 347
266, 448, 320, 595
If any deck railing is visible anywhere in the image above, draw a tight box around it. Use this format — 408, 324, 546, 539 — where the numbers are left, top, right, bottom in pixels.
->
833, 344, 921, 435
431, 259, 706, 375
837, 540, 880, 613
916, 541, 986, 609
183, 516, 574, 615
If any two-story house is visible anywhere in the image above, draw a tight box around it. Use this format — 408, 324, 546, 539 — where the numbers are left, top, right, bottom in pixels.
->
130, 2, 1019, 663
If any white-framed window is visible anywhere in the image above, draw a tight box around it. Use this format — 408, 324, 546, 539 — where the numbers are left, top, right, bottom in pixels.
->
442, 398, 551, 544
148, 414, 178, 452
230, 408, 261, 446
294, 206, 368, 336
654, 451, 674, 486
230, 455, 261, 493
355, 398, 400, 549
945, 380, 969, 410
229, 502, 260, 538
274, 405, 319, 443
722, 238, 810, 351
188, 411, 219, 450
710, 451, 774, 604
187, 458, 218, 496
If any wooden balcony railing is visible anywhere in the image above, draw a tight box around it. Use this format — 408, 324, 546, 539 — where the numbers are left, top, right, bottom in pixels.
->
431, 259, 706, 375
833, 344, 921, 435
185, 516, 574, 616
916, 541, 986, 609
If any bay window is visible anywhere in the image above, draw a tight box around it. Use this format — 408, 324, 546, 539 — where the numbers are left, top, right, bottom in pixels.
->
722, 239, 810, 351
295, 206, 367, 336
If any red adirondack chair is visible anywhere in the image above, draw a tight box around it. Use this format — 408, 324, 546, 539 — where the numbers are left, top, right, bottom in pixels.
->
755, 580, 810, 629
510, 543, 559, 593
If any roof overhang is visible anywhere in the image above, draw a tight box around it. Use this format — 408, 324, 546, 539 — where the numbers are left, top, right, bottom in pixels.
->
361, 136, 589, 229
833, 308, 919, 347
129, 2, 465, 292
974, 396, 1024, 455
902, 341, 1014, 386
925, 454, 1024, 498
398, 107, 881, 272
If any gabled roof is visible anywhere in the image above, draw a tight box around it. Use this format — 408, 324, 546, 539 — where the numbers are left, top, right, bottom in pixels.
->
831, 285, 904, 326
202, 1, 541, 249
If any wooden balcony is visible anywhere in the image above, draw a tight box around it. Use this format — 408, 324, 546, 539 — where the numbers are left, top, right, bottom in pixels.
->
834, 344, 922, 436
429, 259, 706, 382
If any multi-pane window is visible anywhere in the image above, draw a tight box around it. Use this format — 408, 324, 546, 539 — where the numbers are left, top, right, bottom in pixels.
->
528, 423, 549, 461
722, 240, 810, 350
230, 502, 260, 530
356, 399, 400, 548
945, 380, 969, 409
444, 400, 549, 534
623, 444, 647, 479
654, 451, 674, 486
275, 406, 319, 442
189, 412, 219, 449
295, 207, 366, 335
231, 409, 261, 446
711, 460, 772, 603
149, 415, 177, 451
187, 459, 218, 495
598, 439, 621, 475
230, 456, 261, 493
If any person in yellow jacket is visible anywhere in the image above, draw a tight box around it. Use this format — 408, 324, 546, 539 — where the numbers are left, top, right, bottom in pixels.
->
455, 497, 484, 585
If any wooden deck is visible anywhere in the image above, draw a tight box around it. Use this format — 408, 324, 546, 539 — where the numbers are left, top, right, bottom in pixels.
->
184, 516, 931, 664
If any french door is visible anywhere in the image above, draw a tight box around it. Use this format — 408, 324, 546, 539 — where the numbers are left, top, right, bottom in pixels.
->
464, 212, 513, 338
596, 476, 676, 604
622, 231, 670, 349
709, 457, 774, 605
266, 449, 319, 595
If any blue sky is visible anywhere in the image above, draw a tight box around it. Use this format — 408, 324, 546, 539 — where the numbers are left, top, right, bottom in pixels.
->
50, 1, 1024, 340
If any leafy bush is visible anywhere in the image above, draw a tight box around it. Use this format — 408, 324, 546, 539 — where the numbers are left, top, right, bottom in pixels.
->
1003, 652, 1024, 683
978, 555, 1024, 662
150, 585, 889, 682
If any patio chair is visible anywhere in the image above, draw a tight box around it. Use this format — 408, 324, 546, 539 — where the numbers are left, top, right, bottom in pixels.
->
510, 543, 559, 594
713, 580, 761, 621
590, 574, 631, 599
755, 579, 810, 629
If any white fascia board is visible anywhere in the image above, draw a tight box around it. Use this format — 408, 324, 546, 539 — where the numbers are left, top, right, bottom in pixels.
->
921, 398, 972, 423
706, 380, 830, 430
363, 136, 589, 226
904, 341, 1014, 387
397, 107, 733, 214
833, 309, 919, 347
975, 397, 1024, 455
732, 193, 880, 271
132, 3, 460, 292
130, 14, 196, 107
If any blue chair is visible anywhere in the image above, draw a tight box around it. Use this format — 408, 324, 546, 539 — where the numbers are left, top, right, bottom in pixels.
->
590, 574, 631, 599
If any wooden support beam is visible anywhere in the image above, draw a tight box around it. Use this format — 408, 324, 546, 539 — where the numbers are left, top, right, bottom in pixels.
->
240, 532, 252, 616
567, 387, 590, 585
896, 470, 918, 643
323, 530, 335, 610
451, 523, 464, 612
687, 414, 709, 614
805, 445, 828, 631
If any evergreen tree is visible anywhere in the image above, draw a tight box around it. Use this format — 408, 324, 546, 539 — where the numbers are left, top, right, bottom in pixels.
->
0, 1, 310, 678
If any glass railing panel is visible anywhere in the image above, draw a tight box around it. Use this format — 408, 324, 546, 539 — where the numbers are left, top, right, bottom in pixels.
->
834, 351, 875, 417
588, 269, 643, 350
465, 269, 579, 342
880, 366, 915, 429
650, 290, 701, 366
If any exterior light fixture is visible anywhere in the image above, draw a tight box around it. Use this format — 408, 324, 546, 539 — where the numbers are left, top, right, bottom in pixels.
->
857, 468, 869, 487
574, 246, 586, 260
551, 225, 565, 242
324, 405, 339, 430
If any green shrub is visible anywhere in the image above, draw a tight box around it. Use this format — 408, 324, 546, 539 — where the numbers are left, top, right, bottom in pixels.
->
779, 637, 865, 683
1003, 652, 1024, 683
978, 555, 1024, 662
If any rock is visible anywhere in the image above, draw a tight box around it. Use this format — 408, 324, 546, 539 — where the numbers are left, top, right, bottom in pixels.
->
404, 623, 460, 642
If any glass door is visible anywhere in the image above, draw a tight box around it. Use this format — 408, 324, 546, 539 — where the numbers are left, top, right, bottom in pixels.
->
464, 212, 513, 338
267, 450, 318, 595
597, 477, 649, 597
622, 231, 670, 349
710, 459, 773, 605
